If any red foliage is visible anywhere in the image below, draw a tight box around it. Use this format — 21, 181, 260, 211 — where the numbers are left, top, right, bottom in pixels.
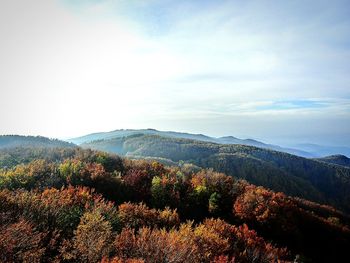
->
0, 219, 46, 262
123, 169, 153, 201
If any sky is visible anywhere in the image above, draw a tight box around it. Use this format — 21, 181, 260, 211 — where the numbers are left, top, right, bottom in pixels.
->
0, 0, 349, 146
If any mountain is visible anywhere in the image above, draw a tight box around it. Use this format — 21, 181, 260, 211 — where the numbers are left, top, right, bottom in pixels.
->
0, 135, 76, 168
216, 135, 314, 157
67, 129, 218, 145
0, 135, 75, 149
81, 134, 350, 213
69, 128, 314, 157
294, 143, 350, 157
315, 155, 350, 168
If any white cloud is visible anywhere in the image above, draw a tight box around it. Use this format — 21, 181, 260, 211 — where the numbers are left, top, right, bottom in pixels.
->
0, 0, 349, 145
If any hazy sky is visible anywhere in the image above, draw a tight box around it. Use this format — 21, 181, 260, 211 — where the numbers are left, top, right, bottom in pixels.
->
0, 0, 349, 146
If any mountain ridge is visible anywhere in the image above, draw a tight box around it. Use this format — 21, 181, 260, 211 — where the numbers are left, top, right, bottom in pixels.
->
0, 135, 75, 149
315, 154, 350, 168
80, 133, 350, 213
68, 128, 316, 157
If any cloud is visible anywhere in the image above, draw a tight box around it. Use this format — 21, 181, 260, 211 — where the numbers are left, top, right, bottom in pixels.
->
255, 100, 329, 111
0, 0, 349, 145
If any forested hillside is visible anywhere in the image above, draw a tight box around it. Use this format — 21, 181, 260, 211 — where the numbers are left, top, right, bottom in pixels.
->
0, 147, 349, 262
0, 147, 78, 169
315, 155, 350, 168
82, 135, 350, 213
0, 135, 75, 149
0, 135, 76, 169
70, 128, 312, 157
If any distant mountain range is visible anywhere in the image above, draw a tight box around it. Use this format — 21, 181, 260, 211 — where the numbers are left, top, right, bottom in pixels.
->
294, 143, 350, 158
68, 128, 350, 157
68, 128, 320, 157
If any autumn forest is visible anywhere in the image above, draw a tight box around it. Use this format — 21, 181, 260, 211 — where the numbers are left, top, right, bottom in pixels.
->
0, 136, 349, 262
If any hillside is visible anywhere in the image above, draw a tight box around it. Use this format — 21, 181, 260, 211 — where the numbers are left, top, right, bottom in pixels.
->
68, 129, 214, 145
0, 147, 349, 262
82, 134, 350, 213
0, 135, 75, 149
0, 135, 76, 168
69, 128, 314, 157
315, 155, 350, 168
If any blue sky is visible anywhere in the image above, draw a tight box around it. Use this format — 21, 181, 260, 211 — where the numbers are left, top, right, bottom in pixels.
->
0, 0, 349, 146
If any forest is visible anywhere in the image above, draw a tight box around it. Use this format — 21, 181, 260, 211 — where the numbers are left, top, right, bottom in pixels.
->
1, 141, 350, 262
82, 134, 350, 213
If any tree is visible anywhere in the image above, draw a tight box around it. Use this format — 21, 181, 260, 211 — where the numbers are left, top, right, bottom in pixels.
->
0, 219, 46, 263
73, 210, 113, 262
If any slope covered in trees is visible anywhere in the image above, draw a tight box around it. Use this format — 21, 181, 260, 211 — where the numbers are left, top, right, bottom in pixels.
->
0, 135, 75, 149
315, 155, 350, 168
0, 147, 349, 262
82, 134, 350, 213
0, 147, 78, 169
70, 128, 313, 157
0, 135, 76, 169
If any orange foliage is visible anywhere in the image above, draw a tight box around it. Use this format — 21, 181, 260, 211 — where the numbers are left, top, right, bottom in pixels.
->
0, 219, 46, 263
118, 202, 158, 229
233, 186, 293, 222
110, 219, 289, 263
118, 202, 179, 229
101, 256, 145, 263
